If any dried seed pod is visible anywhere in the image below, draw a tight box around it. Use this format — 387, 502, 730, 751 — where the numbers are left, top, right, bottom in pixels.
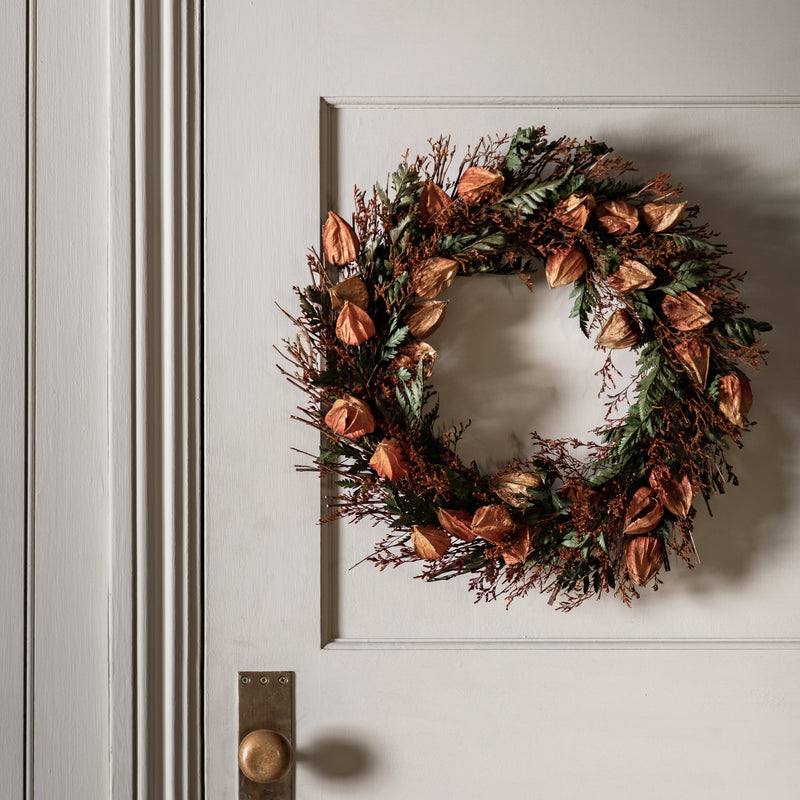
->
411, 525, 451, 560
607, 259, 656, 293
488, 470, 542, 508
392, 341, 437, 379
649, 466, 693, 519
642, 201, 688, 232
662, 292, 713, 331
404, 300, 448, 338
322, 211, 360, 265
502, 526, 532, 565
329, 275, 369, 311
674, 338, 710, 387
595, 200, 639, 235
457, 166, 504, 203
413, 257, 459, 299
717, 372, 753, 427
417, 181, 452, 225
554, 191, 596, 231
323, 395, 376, 440
335, 300, 376, 346
595, 308, 641, 349
369, 439, 409, 481
436, 508, 476, 542
471, 504, 515, 545
545, 245, 588, 288
623, 486, 664, 535
624, 535, 666, 586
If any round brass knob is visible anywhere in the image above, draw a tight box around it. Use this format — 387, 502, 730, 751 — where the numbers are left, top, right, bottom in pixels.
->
238, 729, 294, 784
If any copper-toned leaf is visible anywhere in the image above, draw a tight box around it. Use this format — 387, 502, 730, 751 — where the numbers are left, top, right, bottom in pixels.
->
335, 300, 376, 346
623, 486, 664, 535
413, 257, 459, 299
436, 508, 476, 542
329, 275, 369, 311
595, 308, 641, 349
369, 439, 409, 481
502, 526, 532, 565
392, 341, 437, 379
624, 535, 666, 586
662, 292, 713, 331
674, 338, 710, 387
404, 300, 448, 338
322, 211, 360, 265
595, 200, 639, 235
717, 372, 753, 427
411, 525, 451, 560
648, 466, 693, 519
323, 395, 376, 440
607, 259, 656, 293
488, 470, 542, 508
545, 245, 588, 288
457, 167, 504, 203
471, 505, 515, 545
417, 181, 452, 225
554, 191, 596, 231
642, 201, 688, 233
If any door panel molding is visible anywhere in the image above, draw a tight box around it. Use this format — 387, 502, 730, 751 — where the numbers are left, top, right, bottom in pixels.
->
323, 637, 800, 650
319, 96, 800, 651
323, 95, 800, 108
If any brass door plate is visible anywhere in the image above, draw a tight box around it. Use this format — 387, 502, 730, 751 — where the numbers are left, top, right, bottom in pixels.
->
239, 671, 295, 800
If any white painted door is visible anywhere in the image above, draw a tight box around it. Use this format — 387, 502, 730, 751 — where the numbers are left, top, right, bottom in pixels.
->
205, 2, 800, 798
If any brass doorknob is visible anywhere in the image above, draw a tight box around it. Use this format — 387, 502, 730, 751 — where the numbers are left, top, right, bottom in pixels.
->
238, 729, 294, 784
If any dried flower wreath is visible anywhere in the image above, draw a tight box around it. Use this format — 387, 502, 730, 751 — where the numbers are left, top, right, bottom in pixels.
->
279, 126, 770, 610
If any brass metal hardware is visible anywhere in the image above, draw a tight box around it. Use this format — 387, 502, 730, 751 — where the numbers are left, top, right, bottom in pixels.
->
239, 729, 293, 784
239, 672, 294, 800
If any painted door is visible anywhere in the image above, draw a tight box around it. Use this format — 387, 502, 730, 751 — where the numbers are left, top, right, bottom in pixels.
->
3, 2, 121, 797
205, 2, 800, 798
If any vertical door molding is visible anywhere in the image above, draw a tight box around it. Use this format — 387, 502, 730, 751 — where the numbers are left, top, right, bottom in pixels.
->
110, 1, 204, 798
132, 0, 204, 797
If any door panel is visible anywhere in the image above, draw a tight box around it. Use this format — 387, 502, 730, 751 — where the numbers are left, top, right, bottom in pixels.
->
205, 2, 800, 797
325, 101, 800, 645
30, 4, 113, 797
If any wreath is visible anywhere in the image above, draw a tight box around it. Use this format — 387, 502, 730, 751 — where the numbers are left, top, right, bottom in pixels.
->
279, 126, 770, 609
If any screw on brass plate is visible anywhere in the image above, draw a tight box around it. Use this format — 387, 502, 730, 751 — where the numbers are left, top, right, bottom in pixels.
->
260, 676, 269, 685
278, 676, 289, 685
241, 676, 251, 685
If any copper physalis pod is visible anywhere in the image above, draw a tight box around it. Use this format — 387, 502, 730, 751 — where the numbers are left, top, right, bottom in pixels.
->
411, 526, 451, 560
322, 210, 360, 265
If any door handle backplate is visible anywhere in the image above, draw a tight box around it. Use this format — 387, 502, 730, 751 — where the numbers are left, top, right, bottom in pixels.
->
238, 671, 295, 800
